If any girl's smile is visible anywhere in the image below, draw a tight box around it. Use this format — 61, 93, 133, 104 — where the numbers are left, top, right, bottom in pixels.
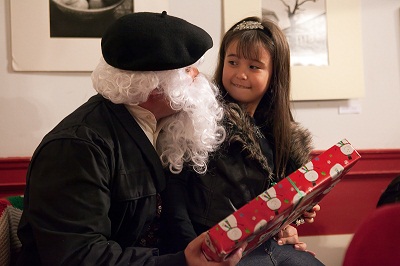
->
222, 40, 273, 116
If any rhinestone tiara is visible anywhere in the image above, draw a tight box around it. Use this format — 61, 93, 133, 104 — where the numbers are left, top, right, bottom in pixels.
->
233, 21, 264, 31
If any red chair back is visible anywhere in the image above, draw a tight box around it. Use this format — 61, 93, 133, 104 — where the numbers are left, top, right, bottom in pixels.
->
343, 203, 400, 266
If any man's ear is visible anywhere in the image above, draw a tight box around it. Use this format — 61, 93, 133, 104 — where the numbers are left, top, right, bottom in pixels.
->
149, 88, 163, 96
140, 88, 165, 109
147, 88, 164, 101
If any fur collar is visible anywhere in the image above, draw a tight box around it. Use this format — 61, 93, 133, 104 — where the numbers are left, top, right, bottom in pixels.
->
222, 103, 313, 174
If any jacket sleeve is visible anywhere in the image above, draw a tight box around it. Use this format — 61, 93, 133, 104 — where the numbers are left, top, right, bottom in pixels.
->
18, 138, 186, 266
159, 169, 198, 255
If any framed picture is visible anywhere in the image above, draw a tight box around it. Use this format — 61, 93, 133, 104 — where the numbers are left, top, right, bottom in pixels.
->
10, 0, 168, 72
222, 0, 364, 101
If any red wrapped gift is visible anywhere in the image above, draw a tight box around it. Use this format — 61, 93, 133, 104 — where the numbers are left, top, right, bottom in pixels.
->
202, 139, 361, 261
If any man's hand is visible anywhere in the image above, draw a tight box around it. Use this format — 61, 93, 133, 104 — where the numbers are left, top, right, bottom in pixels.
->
184, 232, 247, 266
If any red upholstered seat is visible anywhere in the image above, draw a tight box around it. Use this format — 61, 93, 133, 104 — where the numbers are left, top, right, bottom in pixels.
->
343, 203, 400, 266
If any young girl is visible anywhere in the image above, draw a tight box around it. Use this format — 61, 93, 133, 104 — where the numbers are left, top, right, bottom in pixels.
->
160, 17, 324, 265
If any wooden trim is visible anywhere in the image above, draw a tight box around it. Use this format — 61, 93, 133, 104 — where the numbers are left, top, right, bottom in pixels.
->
0, 157, 30, 169
312, 149, 400, 176
3, 149, 399, 176
0, 157, 30, 198
1, 150, 400, 235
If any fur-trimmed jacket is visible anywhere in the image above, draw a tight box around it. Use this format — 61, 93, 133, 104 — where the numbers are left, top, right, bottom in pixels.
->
159, 103, 313, 254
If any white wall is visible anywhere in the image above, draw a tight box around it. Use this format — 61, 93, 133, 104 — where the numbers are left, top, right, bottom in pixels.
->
292, 0, 400, 150
1, 0, 399, 158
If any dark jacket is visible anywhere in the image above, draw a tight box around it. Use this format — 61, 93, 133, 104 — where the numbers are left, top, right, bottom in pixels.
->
160, 104, 313, 254
17, 94, 186, 266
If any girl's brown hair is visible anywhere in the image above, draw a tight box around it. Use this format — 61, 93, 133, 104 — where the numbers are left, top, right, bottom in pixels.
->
213, 16, 293, 179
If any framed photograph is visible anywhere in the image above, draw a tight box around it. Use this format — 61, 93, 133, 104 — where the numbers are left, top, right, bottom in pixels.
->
223, 0, 364, 101
10, 0, 168, 72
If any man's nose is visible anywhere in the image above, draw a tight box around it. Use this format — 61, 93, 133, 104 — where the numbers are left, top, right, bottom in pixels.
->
187, 67, 199, 79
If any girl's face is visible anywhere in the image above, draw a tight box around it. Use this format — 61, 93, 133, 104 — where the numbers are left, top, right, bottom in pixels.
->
222, 40, 273, 116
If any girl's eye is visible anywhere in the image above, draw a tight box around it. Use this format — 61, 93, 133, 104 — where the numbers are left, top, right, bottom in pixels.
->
227, 60, 237, 66
250, 65, 260, 70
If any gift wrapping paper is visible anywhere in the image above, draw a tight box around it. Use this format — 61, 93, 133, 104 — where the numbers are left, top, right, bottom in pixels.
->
202, 139, 362, 261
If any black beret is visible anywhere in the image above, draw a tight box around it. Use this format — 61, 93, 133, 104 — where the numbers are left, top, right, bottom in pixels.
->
101, 11, 213, 71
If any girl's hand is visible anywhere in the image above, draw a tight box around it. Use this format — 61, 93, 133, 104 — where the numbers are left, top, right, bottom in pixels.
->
302, 204, 321, 224
276, 225, 302, 248
275, 225, 316, 256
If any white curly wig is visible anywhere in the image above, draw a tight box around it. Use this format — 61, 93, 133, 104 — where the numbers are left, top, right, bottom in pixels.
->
91, 57, 225, 174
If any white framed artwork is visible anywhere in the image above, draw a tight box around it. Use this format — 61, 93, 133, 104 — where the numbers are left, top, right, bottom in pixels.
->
10, 0, 168, 72
222, 0, 364, 101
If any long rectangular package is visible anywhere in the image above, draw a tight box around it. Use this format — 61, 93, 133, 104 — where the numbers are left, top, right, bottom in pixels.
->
202, 139, 361, 261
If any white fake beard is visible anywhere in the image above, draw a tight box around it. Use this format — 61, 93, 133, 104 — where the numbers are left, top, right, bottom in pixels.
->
156, 72, 226, 175
92, 57, 226, 174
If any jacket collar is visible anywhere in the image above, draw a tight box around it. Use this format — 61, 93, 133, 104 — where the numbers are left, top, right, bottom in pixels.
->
105, 98, 166, 191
